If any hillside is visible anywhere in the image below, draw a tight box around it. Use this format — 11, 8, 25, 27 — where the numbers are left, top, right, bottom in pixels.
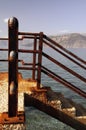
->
0, 33, 86, 48
50, 33, 86, 48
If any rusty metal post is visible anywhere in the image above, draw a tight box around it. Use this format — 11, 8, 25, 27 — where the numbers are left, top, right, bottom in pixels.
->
37, 32, 43, 88
8, 17, 18, 117
32, 36, 37, 80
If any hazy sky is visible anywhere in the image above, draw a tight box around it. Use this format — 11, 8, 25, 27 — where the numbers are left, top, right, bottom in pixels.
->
0, 0, 86, 37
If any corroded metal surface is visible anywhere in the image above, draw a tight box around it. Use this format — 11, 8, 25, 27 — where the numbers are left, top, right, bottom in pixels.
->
0, 72, 25, 124
0, 72, 86, 129
0, 112, 24, 124
8, 17, 18, 117
0, 17, 86, 129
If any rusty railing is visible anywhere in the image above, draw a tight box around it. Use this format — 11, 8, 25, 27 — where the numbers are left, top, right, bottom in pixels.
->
0, 17, 86, 120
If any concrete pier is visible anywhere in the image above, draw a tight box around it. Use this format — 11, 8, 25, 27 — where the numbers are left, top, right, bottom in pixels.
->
0, 72, 86, 130
0, 72, 25, 130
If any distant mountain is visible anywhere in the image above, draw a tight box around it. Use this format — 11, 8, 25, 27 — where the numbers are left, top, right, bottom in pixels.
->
50, 33, 86, 48
0, 33, 86, 48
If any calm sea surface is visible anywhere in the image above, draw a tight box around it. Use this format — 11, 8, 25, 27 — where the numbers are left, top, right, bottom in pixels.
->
0, 44, 86, 130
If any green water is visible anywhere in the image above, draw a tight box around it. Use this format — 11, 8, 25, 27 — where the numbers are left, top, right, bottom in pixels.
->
25, 107, 74, 130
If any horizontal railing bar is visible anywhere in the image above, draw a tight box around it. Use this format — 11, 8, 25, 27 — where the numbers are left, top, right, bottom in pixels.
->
19, 36, 39, 40
22, 63, 37, 66
42, 66, 86, 98
0, 36, 39, 41
42, 52, 86, 83
43, 40, 86, 70
18, 60, 37, 66
0, 38, 8, 40
18, 67, 38, 70
44, 35, 86, 65
18, 49, 39, 53
0, 59, 8, 62
0, 59, 30, 63
0, 49, 39, 53
0, 59, 37, 66
0, 59, 25, 62
18, 32, 40, 36
22, 63, 33, 65
0, 37, 27, 40
0, 49, 8, 51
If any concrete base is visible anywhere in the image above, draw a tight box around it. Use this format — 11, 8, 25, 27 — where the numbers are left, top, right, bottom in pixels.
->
0, 72, 26, 129
0, 124, 26, 130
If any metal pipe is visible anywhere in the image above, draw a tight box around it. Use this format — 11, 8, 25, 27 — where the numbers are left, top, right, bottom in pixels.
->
32, 36, 37, 80
37, 32, 43, 88
0, 49, 8, 51
18, 32, 40, 36
42, 52, 86, 83
42, 66, 86, 98
8, 17, 18, 117
44, 35, 86, 65
18, 49, 39, 53
18, 67, 38, 70
43, 39, 86, 70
